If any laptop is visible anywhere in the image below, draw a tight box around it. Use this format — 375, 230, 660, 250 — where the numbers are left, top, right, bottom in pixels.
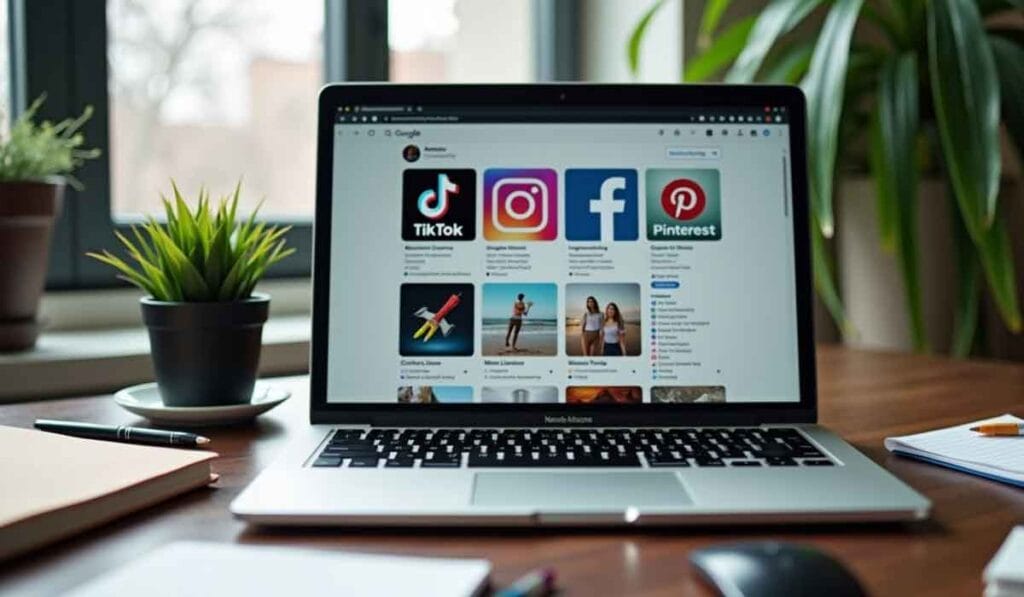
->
231, 84, 931, 526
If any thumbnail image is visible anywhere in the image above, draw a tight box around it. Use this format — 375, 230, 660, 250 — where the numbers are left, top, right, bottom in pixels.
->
564, 283, 642, 357
645, 168, 722, 241
566, 386, 643, 405
565, 168, 639, 241
483, 168, 559, 241
402, 169, 476, 241
399, 283, 474, 356
481, 386, 559, 403
481, 283, 558, 356
397, 386, 473, 404
651, 386, 726, 404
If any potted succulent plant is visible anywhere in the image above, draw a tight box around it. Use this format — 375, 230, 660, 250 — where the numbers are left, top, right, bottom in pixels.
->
0, 97, 98, 351
88, 184, 294, 407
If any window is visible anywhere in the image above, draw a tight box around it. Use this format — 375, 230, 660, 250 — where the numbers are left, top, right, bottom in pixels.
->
388, 0, 535, 83
107, 0, 324, 218
7, 0, 596, 290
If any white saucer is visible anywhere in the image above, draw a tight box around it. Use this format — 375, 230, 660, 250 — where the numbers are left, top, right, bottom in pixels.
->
114, 381, 291, 427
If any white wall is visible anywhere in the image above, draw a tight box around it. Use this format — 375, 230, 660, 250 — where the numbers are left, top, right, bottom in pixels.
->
580, 0, 683, 82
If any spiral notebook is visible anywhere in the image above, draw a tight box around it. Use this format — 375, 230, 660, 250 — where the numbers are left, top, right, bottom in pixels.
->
884, 414, 1024, 488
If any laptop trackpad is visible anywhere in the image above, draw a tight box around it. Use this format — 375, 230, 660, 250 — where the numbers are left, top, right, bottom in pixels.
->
472, 472, 691, 509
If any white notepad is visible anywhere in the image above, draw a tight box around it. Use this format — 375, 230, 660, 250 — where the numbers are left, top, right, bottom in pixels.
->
985, 526, 1024, 596
68, 541, 491, 597
884, 414, 1024, 487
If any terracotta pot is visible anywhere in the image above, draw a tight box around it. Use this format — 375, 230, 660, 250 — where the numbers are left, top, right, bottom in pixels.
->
0, 180, 65, 351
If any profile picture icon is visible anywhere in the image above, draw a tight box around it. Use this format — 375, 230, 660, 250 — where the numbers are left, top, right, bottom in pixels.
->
402, 144, 421, 163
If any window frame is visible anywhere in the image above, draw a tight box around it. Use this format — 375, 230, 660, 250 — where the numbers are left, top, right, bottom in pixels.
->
9, 0, 574, 291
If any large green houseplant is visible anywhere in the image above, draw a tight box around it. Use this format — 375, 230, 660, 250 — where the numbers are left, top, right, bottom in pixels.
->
630, 0, 1024, 355
0, 97, 98, 351
89, 184, 294, 407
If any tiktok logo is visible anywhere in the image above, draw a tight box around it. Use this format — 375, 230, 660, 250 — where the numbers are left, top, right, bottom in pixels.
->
417, 173, 459, 220
402, 169, 476, 241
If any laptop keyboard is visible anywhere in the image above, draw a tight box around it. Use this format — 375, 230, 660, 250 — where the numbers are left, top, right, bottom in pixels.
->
310, 427, 835, 469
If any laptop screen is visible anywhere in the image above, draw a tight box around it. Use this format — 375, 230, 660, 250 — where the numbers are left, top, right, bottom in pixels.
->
324, 103, 801, 407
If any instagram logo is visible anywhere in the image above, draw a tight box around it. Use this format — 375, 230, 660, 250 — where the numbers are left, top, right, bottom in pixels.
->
484, 168, 558, 241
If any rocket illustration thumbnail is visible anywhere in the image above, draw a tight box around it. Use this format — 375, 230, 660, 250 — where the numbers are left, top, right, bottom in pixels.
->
412, 293, 462, 342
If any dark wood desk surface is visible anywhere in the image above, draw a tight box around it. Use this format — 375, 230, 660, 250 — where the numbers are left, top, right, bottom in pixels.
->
1, 345, 1022, 596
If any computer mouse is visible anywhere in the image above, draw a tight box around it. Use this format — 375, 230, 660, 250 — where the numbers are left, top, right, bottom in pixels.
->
689, 541, 867, 597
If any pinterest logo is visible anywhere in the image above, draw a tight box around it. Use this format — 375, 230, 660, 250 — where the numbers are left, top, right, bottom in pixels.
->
660, 179, 706, 221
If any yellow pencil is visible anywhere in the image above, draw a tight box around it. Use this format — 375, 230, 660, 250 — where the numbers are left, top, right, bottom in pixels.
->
969, 423, 1023, 436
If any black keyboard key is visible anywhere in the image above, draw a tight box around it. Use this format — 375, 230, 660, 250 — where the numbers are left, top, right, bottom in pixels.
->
348, 457, 380, 468
324, 449, 381, 460
467, 454, 502, 467
729, 460, 762, 467
312, 456, 342, 467
385, 458, 415, 468
647, 456, 690, 467
766, 457, 798, 466
803, 459, 834, 466
422, 456, 461, 468
695, 458, 726, 467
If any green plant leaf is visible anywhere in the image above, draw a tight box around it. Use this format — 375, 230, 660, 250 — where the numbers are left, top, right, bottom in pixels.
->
627, 0, 666, 77
760, 41, 814, 84
699, 0, 732, 42
949, 190, 981, 357
861, 3, 904, 47
928, 0, 1019, 332
683, 15, 756, 82
989, 35, 1024, 161
801, 0, 864, 238
725, 0, 822, 83
928, 0, 1001, 233
0, 95, 99, 185
871, 53, 926, 351
811, 216, 851, 337
88, 182, 293, 302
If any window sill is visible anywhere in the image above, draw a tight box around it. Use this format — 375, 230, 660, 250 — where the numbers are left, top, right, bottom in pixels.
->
0, 315, 310, 403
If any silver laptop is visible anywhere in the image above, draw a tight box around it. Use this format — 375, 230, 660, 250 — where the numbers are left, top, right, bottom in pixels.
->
231, 84, 930, 526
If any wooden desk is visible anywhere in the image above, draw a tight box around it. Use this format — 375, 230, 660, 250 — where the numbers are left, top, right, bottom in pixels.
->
1, 346, 1022, 596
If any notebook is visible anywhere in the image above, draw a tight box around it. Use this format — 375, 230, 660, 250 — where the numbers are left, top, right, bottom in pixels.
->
984, 526, 1024, 597
884, 414, 1024, 488
0, 425, 217, 561
67, 541, 492, 597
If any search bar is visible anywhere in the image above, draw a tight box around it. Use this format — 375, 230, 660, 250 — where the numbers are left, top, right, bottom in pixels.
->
666, 146, 721, 160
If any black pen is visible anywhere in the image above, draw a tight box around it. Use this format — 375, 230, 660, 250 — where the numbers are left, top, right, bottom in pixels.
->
33, 419, 211, 448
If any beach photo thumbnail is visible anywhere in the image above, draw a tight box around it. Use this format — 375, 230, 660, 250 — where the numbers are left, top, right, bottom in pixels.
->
651, 386, 726, 403
564, 283, 642, 357
396, 386, 473, 404
480, 386, 559, 403
566, 386, 642, 404
481, 283, 558, 356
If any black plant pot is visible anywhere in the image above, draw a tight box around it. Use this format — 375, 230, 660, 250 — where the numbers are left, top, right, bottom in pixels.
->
141, 294, 269, 407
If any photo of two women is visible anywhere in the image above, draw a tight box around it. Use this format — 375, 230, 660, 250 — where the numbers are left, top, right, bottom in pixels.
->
564, 283, 641, 357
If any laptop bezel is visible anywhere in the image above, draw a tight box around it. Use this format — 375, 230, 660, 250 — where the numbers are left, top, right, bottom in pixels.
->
309, 83, 816, 426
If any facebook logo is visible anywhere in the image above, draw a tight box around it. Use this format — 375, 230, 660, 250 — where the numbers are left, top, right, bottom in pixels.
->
565, 169, 639, 241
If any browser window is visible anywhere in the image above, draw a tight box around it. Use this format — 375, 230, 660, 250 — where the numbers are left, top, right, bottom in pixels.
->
326, 105, 800, 405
